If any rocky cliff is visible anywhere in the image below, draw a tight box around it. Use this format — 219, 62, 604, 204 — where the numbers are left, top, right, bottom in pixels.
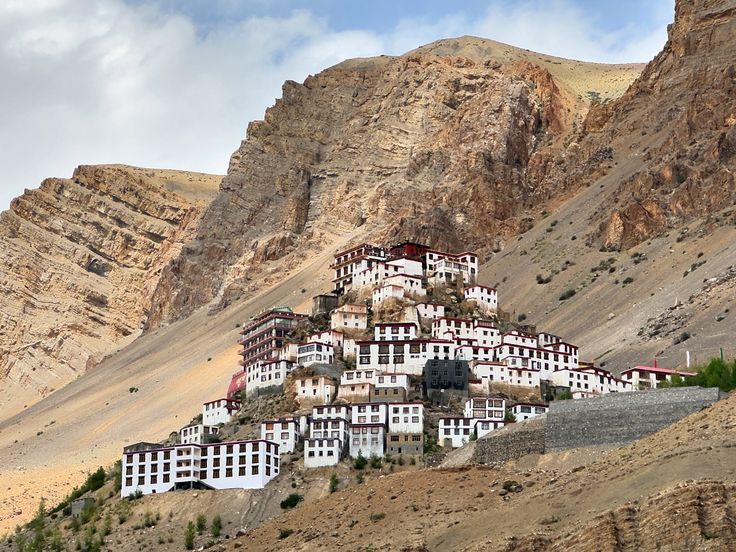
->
0, 165, 219, 412
147, 40, 642, 325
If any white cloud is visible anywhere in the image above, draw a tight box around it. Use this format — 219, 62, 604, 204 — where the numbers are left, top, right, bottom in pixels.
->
0, 0, 672, 209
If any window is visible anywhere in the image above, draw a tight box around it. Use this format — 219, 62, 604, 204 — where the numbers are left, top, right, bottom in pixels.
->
213, 469, 220, 478
163, 474, 170, 483
226, 468, 233, 477
151, 475, 158, 484
138, 476, 144, 485
125, 477, 132, 486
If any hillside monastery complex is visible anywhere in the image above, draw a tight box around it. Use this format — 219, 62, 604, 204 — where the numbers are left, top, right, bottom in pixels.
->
121, 241, 694, 497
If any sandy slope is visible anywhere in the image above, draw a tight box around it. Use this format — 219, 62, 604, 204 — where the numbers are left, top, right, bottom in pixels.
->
0, 229, 358, 533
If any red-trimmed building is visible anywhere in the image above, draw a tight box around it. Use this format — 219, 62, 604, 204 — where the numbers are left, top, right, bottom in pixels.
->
621, 360, 696, 390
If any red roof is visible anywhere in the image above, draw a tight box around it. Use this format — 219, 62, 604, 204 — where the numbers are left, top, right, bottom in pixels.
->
622, 366, 696, 377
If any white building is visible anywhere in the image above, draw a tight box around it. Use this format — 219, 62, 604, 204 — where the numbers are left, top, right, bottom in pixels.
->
337, 381, 374, 402
340, 369, 377, 386
463, 285, 498, 313
312, 404, 351, 421
330, 304, 368, 330
374, 322, 418, 341
471, 361, 541, 388
351, 402, 388, 425
383, 273, 426, 297
310, 417, 350, 442
294, 375, 336, 404
552, 366, 633, 395
331, 243, 388, 292
246, 359, 295, 397
202, 398, 242, 426
387, 403, 424, 433
474, 419, 504, 439
179, 424, 220, 445
349, 424, 385, 459
620, 364, 696, 390
425, 250, 479, 286
510, 403, 548, 421
438, 418, 474, 448
375, 373, 411, 391
357, 339, 456, 375
297, 342, 334, 367
415, 303, 445, 321
304, 438, 343, 468
260, 418, 300, 454
121, 440, 279, 497
372, 284, 405, 305
463, 397, 505, 421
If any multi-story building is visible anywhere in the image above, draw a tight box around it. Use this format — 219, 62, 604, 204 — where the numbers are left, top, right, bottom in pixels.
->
179, 424, 220, 445
238, 307, 306, 371
337, 381, 374, 402
349, 424, 385, 458
202, 398, 241, 426
331, 243, 388, 293
294, 375, 337, 405
375, 373, 411, 391
463, 397, 505, 421
357, 338, 456, 375
121, 440, 279, 497
374, 322, 418, 341
304, 438, 343, 468
426, 250, 479, 286
371, 386, 408, 402
312, 404, 351, 421
438, 417, 474, 448
260, 418, 300, 454
350, 402, 388, 425
372, 283, 405, 304
424, 359, 470, 395
330, 304, 368, 330
246, 358, 295, 397
552, 366, 633, 395
463, 284, 498, 312
387, 403, 423, 433
415, 302, 445, 320
297, 341, 334, 367
474, 419, 504, 439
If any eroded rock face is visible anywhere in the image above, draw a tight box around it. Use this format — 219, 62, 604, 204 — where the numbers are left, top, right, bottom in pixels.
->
586, 0, 736, 249
149, 47, 609, 325
0, 165, 219, 402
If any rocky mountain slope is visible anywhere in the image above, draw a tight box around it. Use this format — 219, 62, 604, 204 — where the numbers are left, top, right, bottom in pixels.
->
147, 39, 642, 326
0, 165, 220, 415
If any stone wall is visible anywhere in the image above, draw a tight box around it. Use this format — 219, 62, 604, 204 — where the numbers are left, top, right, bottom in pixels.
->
546, 387, 723, 451
471, 416, 546, 465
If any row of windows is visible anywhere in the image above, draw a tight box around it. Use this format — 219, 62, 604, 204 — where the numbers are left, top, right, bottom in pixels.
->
124, 464, 276, 487
389, 435, 422, 442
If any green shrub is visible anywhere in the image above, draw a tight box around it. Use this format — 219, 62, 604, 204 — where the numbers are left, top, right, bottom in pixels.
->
278, 528, 294, 539
353, 452, 368, 470
369, 512, 386, 522
196, 514, 207, 534
369, 455, 382, 469
210, 515, 222, 538
559, 289, 576, 301
329, 474, 339, 493
280, 494, 303, 510
51, 467, 107, 514
184, 521, 195, 550
622, 277, 634, 285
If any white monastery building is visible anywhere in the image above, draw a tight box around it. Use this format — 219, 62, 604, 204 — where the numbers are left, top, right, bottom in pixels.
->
202, 398, 241, 426
260, 418, 300, 454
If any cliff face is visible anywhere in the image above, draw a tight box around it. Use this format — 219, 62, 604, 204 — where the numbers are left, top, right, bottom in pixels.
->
0, 165, 219, 408
148, 44, 641, 325
585, 0, 736, 250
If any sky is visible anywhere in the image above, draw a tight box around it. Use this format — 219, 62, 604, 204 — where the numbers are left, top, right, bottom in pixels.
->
0, 0, 675, 209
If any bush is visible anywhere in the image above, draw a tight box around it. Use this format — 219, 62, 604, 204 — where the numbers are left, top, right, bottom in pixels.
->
369, 455, 382, 469
673, 331, 691, 344
622, 277, 634, 285
663, 357, 736, 392
559, 289, 576, 301
278, 528, 294, 539
210, 515, 222, 538
280, 494, 303, 510
184, 521, 195, 550
369, 512, 386, 522
517, 313, 527, 322
51, 467, 107, 514
356, 473, 364, 484
504, 410, 516, 422
196, 514, 206, 534
353, 452, 368, 470
329, 474, 339, 493
536, 274, 552, 285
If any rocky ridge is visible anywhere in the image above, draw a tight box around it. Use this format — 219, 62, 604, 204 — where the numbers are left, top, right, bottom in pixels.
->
0, 165, 220, 413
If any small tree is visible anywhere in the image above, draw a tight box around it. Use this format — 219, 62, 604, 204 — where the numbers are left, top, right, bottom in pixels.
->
196, 514, 207, 534
211, 515, 222, 538
353, 452, 368, 470
280, 494, 303, 510
184, 521, 195, 550
329, 473, 339, 493
504, 410, 516, 423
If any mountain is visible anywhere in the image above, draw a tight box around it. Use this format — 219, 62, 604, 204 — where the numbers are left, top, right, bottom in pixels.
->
2, 0, 736, 535
0, 165, 220, 416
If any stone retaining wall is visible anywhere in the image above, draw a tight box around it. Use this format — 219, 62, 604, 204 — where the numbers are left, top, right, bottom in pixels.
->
545, 386, 722, 451
471, 416, 546, 465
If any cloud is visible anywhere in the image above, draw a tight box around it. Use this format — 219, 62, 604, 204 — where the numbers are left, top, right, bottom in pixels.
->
0, 0, 672, 209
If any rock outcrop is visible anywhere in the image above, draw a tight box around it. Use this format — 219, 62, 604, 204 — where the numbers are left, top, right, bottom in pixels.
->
0, 165, 219, 408
148, 42, 642, 325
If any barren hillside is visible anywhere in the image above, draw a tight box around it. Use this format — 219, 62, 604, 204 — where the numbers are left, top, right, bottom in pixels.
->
0, 165, 220, 416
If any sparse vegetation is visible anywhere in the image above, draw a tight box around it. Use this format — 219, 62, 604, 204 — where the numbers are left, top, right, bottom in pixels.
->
559, 289, 576, 301
536, 274, 552, 285
370, 512, 386, 522
278, 528, 294, 539
196, 514, 207, 534
184, 521, 195, 550
659, 357, 736, 392
517, 313, 527, 322
369, 455, 382, 469
210, 515, 222, 537
329, 473, 340, 493
353, 452, 368, 470
280, 494, 303, 510
622, 277, 634, 285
